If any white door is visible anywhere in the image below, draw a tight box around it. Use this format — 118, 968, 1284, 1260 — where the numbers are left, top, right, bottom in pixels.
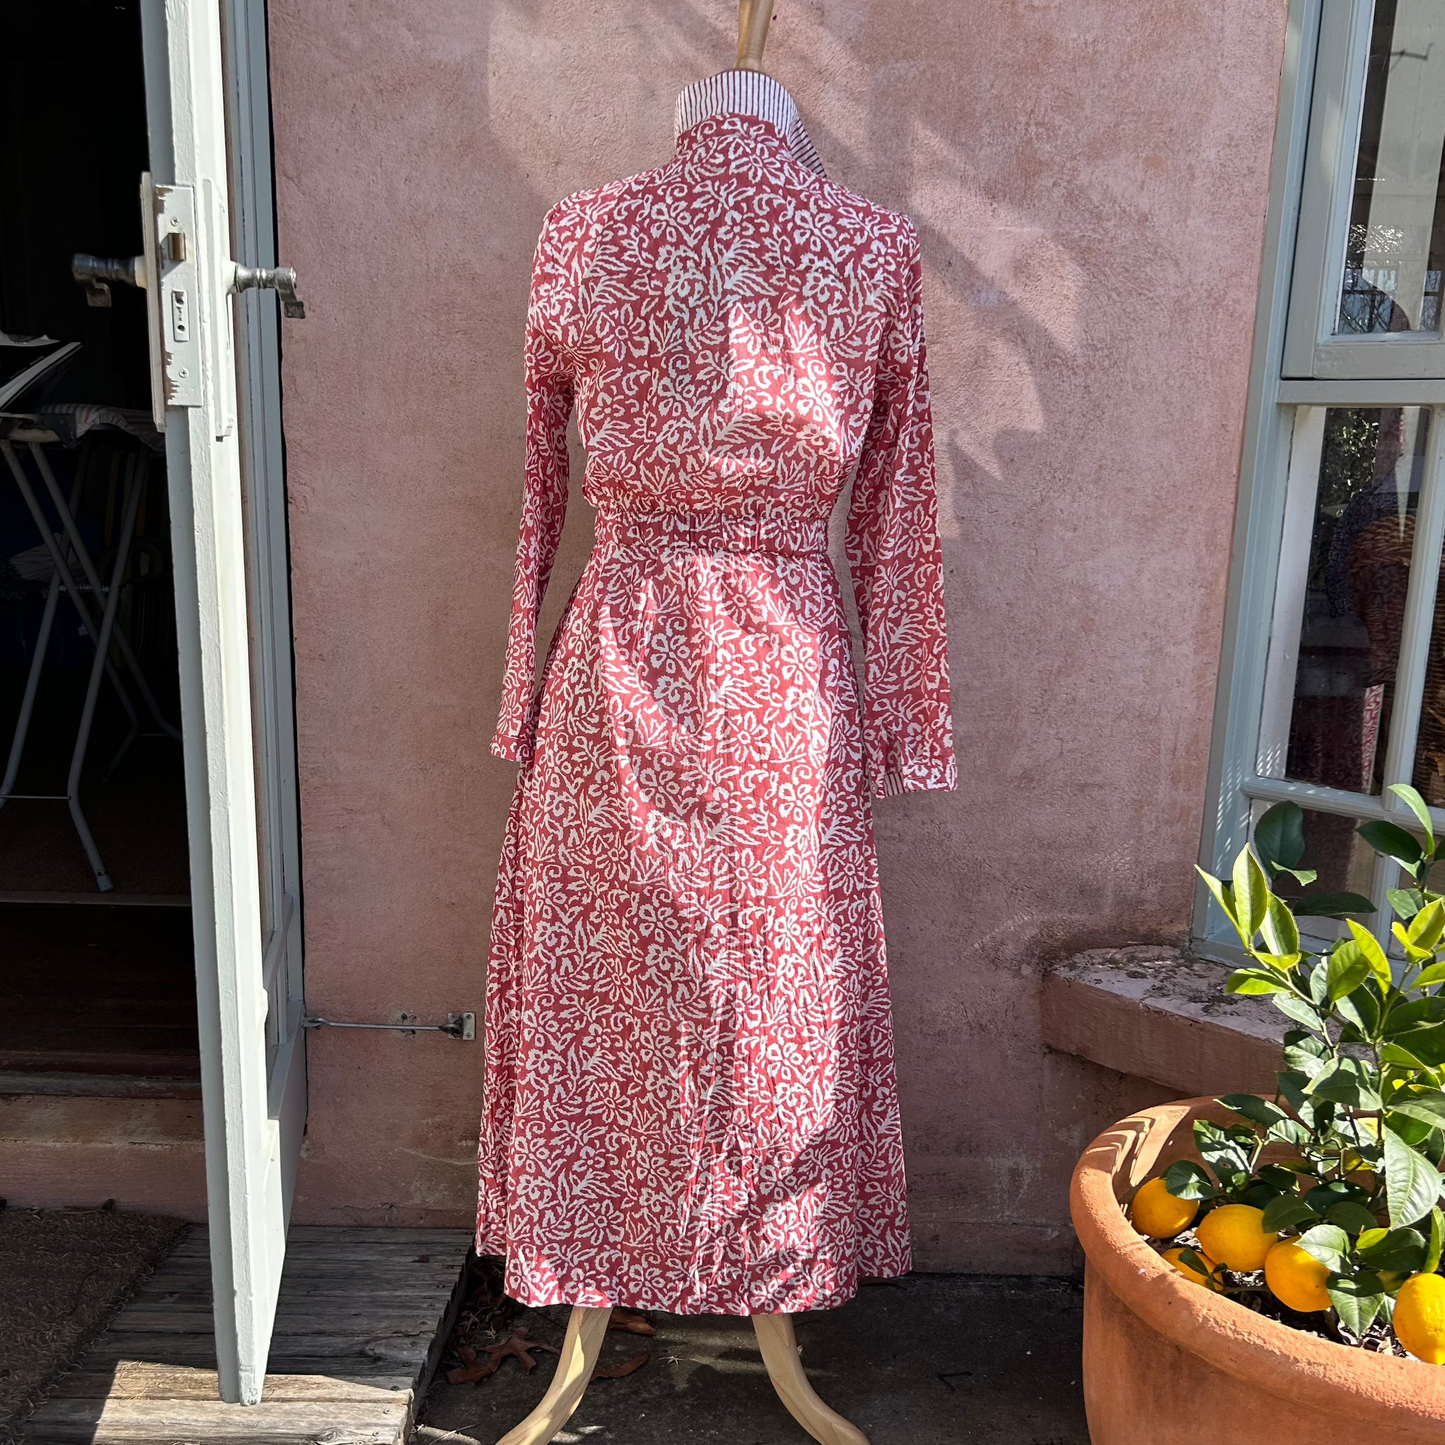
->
139, 0, 306, 1405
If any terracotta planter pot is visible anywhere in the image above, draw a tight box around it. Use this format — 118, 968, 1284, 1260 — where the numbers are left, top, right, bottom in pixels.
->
1070, 1098, 1445, 1444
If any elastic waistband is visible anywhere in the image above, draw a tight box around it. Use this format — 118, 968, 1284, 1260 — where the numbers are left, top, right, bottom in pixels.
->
593, 510, 829, 556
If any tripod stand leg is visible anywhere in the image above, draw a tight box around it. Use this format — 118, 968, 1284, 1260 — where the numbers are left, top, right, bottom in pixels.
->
753, 1311, 870, 1445
493, 1304, 611, 1445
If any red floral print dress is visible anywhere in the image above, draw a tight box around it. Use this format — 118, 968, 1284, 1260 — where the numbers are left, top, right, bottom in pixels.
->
477, 71, 955, 1316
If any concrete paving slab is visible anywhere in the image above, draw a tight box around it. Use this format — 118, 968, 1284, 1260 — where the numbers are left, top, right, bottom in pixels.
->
416, 1275, 1087, 1445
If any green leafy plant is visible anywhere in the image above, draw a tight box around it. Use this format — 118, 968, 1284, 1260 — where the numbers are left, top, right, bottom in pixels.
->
1179, 787, 1445, 1344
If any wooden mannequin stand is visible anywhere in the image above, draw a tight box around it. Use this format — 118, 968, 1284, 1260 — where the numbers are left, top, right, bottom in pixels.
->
495, 1305, 868, 1445
495, 7, 870, 1442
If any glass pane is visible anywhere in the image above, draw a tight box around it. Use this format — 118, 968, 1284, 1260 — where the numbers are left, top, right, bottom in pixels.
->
1336, 0, 1445, 337
1267, 805, 1378, 944
1412, 544, 1445, 804
1281, 407, 1430, 794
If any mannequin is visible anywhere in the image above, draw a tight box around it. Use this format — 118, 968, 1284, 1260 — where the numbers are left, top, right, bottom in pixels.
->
735, 0, 775, 70
493, 7, 872, 1442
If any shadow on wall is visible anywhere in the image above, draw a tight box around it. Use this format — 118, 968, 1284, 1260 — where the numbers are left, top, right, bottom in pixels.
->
483, 0, 1085, 746
270, 0, 1283, 1267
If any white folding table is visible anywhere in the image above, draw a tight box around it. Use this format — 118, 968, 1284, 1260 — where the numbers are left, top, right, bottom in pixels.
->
0, 405, 180, 891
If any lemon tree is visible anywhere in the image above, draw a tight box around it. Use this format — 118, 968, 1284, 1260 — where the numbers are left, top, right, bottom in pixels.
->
1188, 788, 1445, 1348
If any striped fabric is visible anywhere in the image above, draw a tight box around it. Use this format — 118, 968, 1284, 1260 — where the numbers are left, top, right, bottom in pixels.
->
674, 69, 825, 176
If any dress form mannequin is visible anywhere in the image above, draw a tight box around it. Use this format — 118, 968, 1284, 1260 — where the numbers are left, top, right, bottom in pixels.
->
493, 8, 871, 1442
495, 1302, 867, 1445
735, 0, 775, 70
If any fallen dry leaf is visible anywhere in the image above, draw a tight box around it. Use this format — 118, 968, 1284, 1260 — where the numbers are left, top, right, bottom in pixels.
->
413, 1254, 431, 1263
608, 1309, 656, 1336
591, 1352, 649, 1381
482, 1328, 562, 1375
446, 1354, 499, 1386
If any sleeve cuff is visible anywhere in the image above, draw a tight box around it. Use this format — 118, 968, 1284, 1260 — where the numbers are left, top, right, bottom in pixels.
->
872, 756, 958, 798
490, 733, 530, 765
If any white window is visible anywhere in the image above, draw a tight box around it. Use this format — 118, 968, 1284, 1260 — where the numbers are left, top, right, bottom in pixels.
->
1201, 0, 1445, 955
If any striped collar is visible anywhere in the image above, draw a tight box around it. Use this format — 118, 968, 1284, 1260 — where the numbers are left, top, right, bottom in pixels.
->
674, 70, 825, 176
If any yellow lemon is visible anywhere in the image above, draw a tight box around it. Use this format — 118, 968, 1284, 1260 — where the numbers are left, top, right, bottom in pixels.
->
1394, 1273, 1445, 1365
1263, 1239, 1331, 1313
1130, 1177, 1199, 1239
1196, 1205, 1279, 1272
1161, 1247, 1222, 1290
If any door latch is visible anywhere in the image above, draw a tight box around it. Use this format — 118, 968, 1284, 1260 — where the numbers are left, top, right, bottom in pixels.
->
70, 254, 146, 308
304, 1012, 476, 1040
232, 265, 306, 319
74, 251, 307, 320
70, 176, 308, 431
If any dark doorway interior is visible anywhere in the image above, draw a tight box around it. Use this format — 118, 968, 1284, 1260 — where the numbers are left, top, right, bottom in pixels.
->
0, 0, 152, 407
0, 904, 198, 1094
0, 0, 197, 1091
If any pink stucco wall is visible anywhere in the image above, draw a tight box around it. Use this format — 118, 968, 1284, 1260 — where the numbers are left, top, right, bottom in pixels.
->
266, 0, 1288, 1271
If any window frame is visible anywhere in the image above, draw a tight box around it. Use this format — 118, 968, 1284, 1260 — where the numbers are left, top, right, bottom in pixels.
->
1198, 0, 1445, 961
1283, 0, 1445, 379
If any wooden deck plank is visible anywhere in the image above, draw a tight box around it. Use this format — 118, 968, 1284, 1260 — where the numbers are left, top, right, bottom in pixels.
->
60, 1356, 427, 1382
143, 1262, 464, 1284
165, 1237, 463, 1254
139, 1277, 462, 1298
118, 1294, 459, 1317
164, 1239, 465, 1257
286, 1227, 469, 1244
25, 1399, 409, 1443
48, 1368, 416, 1401
164, 1248, 459, 1267
76, 1332, 437, 1362
109, 1310, 447, 1332
22, 1226, 469, 1445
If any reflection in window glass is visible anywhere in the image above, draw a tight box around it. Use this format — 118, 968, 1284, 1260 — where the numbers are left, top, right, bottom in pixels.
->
1412, 522, 1445, 805
1284, 407, 1430, 795
1423, 853, 1445, 895
1336, 0, 1445, 337
1269, 805, 1377, 942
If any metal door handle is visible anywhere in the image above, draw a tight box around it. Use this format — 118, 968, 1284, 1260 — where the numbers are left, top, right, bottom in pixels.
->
73, 175, 307, 433
71, 253, 146, 307
232, 265, 306, 319
72, 255, 306, 320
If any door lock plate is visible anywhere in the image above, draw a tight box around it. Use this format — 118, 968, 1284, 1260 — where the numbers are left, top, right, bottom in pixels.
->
149, 178, 203, 422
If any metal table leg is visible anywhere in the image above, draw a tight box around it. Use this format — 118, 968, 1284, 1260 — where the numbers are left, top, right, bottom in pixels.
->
30, 442, 180, 742
63, 466, 146, 891
0, 446, 88, 814
1, 440, 141, 736
0, 440, 155, 889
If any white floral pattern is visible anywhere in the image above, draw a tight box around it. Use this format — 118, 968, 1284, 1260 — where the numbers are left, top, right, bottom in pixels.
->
477, 81, 955, 1316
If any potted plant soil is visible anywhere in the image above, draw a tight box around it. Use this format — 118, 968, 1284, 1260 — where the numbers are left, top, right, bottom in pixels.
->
1071, 790, 1445, 1443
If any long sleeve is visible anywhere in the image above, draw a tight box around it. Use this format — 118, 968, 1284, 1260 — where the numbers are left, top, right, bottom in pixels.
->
846, 223, 957, 798
491, 205, 580, 763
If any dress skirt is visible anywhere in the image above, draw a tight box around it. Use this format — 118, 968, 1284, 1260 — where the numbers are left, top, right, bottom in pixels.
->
476, 509, 913, 1314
